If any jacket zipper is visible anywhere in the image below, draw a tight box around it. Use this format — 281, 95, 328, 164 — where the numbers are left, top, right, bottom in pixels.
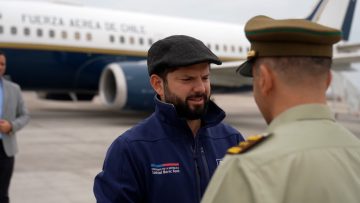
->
200, 147, 210, 181
192, 137, 201, 202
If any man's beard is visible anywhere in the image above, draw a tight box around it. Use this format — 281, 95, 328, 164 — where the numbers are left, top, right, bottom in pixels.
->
164, 85, 210, 120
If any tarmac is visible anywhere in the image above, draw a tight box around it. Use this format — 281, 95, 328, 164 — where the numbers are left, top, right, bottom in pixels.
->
9, 92, 360, 203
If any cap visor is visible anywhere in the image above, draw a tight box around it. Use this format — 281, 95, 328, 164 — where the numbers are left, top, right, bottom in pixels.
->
236, 60, 253, 77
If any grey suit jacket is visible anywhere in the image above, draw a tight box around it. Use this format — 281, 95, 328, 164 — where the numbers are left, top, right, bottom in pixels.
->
1, 79, 30, 157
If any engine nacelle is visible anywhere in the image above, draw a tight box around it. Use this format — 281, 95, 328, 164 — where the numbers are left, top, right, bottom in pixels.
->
36, 92, 95, 101
99, 61, 155, 111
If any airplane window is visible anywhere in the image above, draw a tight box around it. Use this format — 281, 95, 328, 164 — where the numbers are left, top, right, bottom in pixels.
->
86, 33, 92, 41
24, 27, 30, 36
231, 45, 235, 53
207, 43, 211, 49
129, 36, 135, 44
239, 47, 243, 53
223, 45, 228, 52
215, 44, 219, 51
148, 38, 153, 45
75, 32, 80, 40
49, 30, 55, 38
139, 37, 144, 45
10, 26, 17, 35
37, 29, 43, 37
119, 36, 125, 43
246, 47, 250, 52
61, 31, 67, 39
109, 35, 115, 43
0, 26, 3, 34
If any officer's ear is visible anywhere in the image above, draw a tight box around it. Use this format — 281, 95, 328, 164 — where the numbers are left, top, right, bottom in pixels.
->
258, 64, 274, 96
326, 70, 332, 89
150, 74, 165, 98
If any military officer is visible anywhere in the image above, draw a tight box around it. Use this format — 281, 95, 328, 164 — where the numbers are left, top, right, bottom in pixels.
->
201, 15, 360, 203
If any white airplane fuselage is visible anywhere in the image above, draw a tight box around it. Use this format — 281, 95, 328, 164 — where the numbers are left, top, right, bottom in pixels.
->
0, 1, 250, 109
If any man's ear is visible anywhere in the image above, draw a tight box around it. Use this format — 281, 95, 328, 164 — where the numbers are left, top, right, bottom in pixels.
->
326, 70, 332, 89
150, 74, 164, 97
258, 64, 274, 96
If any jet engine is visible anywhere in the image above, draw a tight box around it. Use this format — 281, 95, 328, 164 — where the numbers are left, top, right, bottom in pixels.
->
99, 61, 155, 111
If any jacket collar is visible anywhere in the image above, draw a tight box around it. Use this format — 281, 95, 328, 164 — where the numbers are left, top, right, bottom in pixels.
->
154, 95, 226, 129
268, 104, 335, 132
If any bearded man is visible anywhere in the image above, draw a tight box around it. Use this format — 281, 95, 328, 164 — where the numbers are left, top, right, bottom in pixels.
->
94, 35, 243, 203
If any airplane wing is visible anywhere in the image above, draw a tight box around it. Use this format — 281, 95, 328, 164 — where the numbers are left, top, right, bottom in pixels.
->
333, 42, 360, 69
212, 49, 360, 88
210, 61, 253, 88
336, 43, 360, 52
334, 52, 360, 64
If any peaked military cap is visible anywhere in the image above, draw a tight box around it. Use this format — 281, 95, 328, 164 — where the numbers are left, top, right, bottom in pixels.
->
147, 35, 222, 75
237, 15, 342, 77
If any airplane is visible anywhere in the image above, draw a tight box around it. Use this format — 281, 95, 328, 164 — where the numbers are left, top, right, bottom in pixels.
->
0, 0, 359, 111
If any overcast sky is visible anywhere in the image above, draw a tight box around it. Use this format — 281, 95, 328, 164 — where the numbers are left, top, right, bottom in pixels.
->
16, 0, 359, 42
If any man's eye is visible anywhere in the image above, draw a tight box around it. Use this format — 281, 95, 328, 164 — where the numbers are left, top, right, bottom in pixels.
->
181, 78, 191, 81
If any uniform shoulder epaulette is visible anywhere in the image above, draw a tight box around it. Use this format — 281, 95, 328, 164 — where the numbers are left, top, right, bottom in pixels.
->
227, 132, 272, 155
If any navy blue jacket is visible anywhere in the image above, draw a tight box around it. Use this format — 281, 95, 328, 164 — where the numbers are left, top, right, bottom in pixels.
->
94, 97, 243, 203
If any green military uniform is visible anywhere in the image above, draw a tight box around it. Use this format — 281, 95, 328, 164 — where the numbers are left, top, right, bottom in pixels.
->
202, 15, 360, 203
202, 104, 360, 203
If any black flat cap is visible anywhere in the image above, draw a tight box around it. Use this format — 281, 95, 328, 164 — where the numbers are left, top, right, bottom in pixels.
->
147, 35, 222, 75
237, 15, 342, 77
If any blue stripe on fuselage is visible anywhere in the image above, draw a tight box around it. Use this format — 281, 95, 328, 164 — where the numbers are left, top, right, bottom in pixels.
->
2, 48, 145, 92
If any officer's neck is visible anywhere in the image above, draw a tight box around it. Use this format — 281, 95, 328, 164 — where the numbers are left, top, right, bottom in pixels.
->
271, 87, 328, 122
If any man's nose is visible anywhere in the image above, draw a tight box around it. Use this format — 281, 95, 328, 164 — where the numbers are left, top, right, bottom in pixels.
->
192, 78, 206, 93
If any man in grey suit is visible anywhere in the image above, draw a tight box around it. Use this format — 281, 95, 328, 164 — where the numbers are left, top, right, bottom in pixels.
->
0, 50, 30, 203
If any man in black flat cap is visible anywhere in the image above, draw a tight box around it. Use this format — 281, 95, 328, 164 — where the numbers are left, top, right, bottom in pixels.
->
202, 16, 360, 203
94, 35, 244, 203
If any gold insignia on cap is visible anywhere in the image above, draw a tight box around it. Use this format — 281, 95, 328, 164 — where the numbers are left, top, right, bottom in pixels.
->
247, 50, 257, 59
227, 133, 272, 155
